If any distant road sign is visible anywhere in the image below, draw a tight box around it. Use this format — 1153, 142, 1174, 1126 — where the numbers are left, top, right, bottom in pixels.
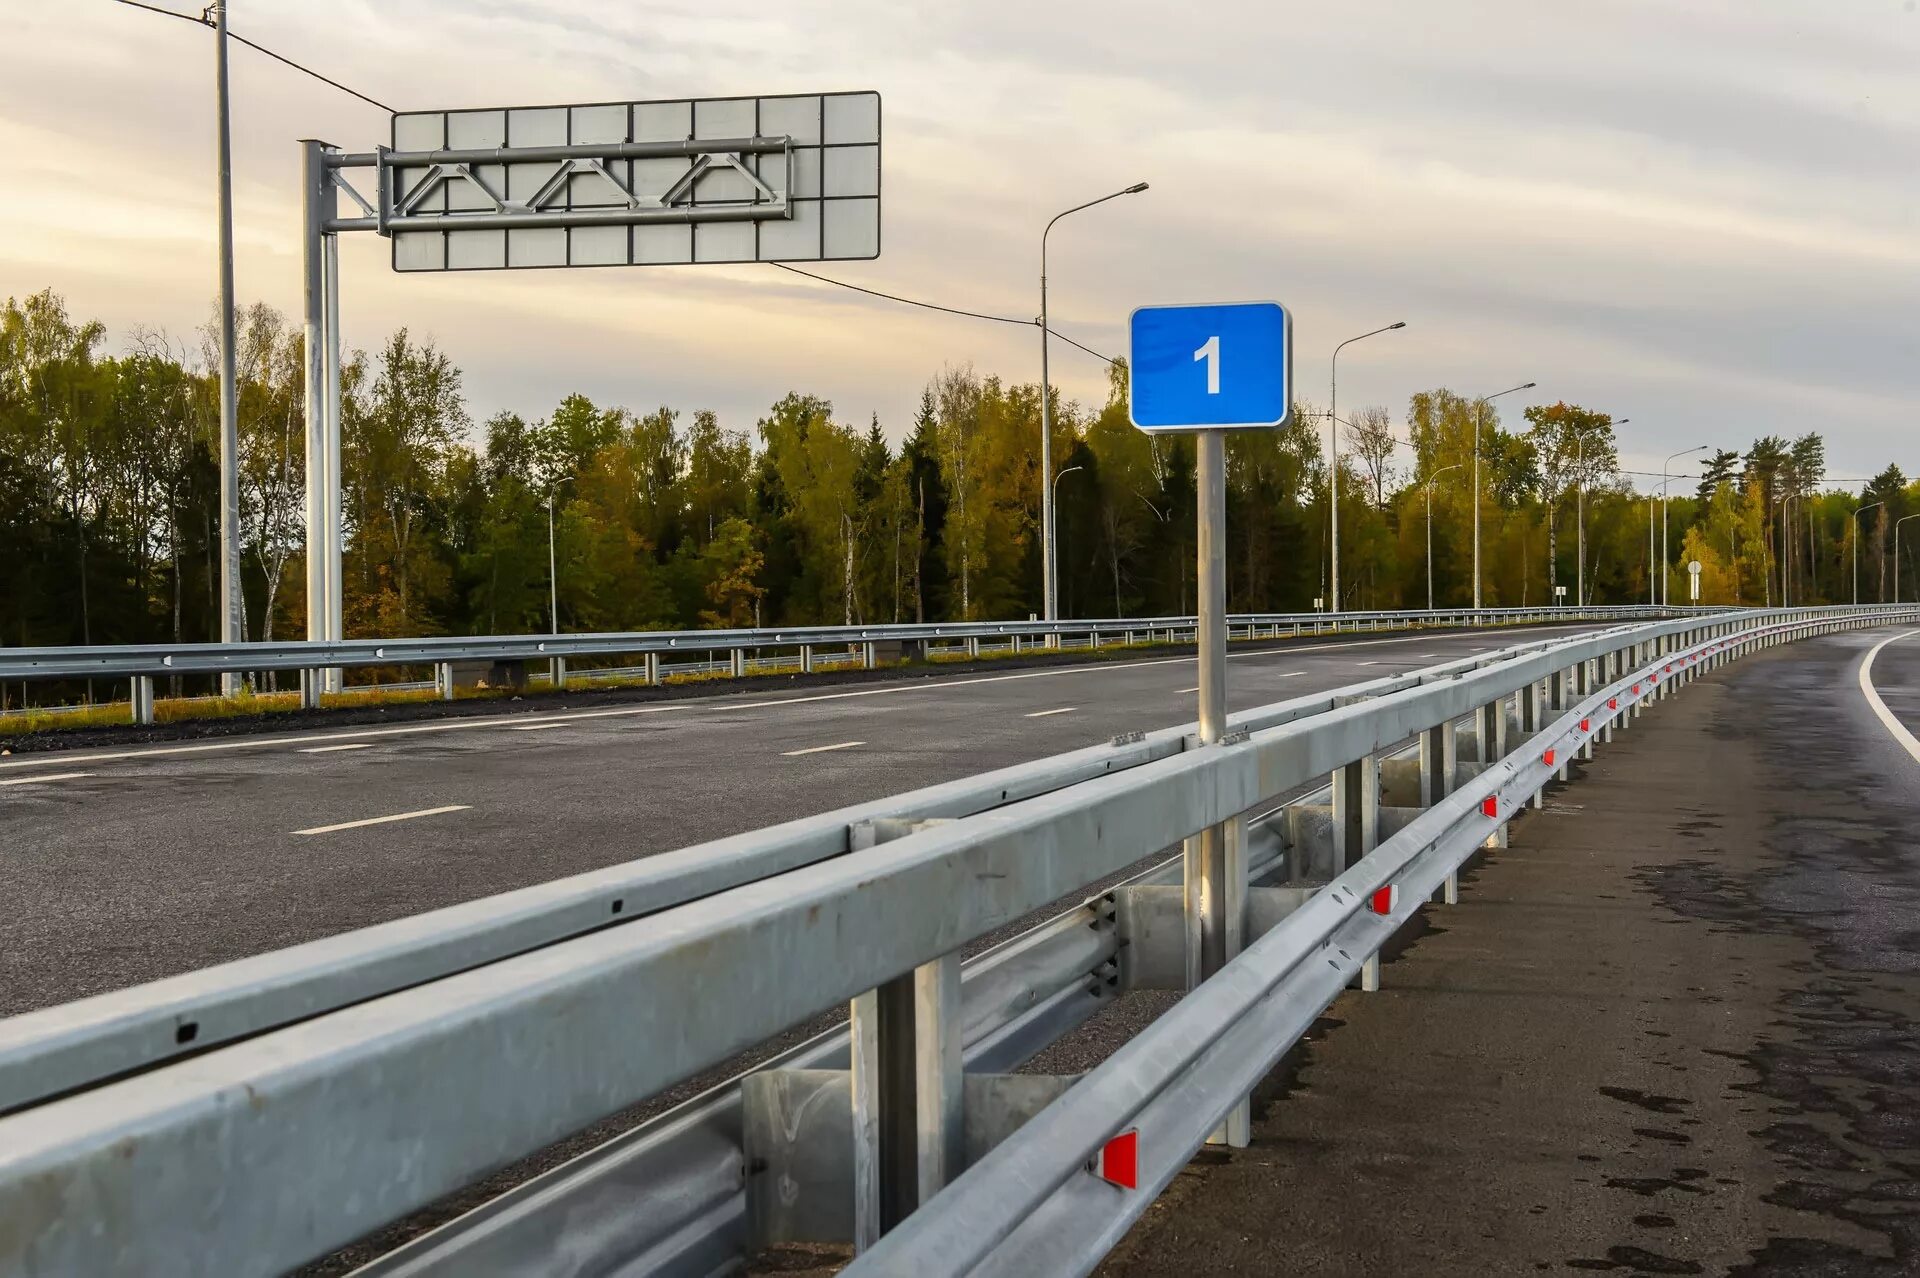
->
386, 91, 880, 272
1128, 301, 1292, 433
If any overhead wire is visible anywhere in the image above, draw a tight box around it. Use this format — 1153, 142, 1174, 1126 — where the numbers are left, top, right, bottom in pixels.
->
771, 263, 1118, 365
115, 4, 1114, 364
110, 0, 396, 113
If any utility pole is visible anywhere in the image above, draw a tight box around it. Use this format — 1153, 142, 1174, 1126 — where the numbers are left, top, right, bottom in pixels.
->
213, 0, 242, 693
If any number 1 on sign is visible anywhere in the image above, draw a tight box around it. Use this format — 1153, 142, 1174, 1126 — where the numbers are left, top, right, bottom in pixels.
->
1193, 335, 1219, 394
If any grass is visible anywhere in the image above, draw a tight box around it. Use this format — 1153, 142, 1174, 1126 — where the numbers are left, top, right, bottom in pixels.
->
0, 683, 488, 736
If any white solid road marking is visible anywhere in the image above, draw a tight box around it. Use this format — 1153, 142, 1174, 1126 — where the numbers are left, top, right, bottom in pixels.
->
0, 771, 93, 786
293, 805, 471, 836
782, 740, 864, 757
1858, 630, 1920, 766
297, 743, 371, 754
0, 624, 1601, 773
1176, 685, 1200, 694
507, 723, 563, 732
1025, 707, 1077, 718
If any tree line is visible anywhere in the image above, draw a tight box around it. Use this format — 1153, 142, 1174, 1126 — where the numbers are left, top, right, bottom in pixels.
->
3, 287, 1915, 676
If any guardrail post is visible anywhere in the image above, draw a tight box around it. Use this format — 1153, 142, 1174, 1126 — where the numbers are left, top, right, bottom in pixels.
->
645, 652, 661, 685
1332, 754, 1382, 987
851, 979, 913, 1251
966, 637, 981, 659
1480, 699, 1509, 849
799, 645, 814, 674
914, 953, 964, 1203
131, 676, 155, 726
301, 668, 323, 710
434, 662, 454, 702
1601, 654, 1617, 742
1525, 680, 1547, 808
731, 648, 746, 679
1333, 754, 1380, 872
1419, 721, 1448, 807
863, 641, 876, 670
552, 656, 567, 691
1185, 812, 1249, 1142
849, 823, 964, 1250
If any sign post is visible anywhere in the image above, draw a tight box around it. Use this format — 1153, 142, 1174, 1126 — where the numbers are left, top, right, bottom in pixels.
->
1129, 300, 1292, 1149
295, 91, 881, 704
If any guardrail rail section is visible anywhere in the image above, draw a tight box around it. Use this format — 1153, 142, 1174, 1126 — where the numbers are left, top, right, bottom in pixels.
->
1, 604, 1684, 723
1, 604, 1910, 1277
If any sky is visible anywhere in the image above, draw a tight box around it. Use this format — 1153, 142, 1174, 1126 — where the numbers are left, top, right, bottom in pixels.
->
2, 0, 1916, 489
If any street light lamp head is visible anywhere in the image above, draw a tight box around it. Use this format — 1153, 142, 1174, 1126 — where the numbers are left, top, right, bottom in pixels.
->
1520, 382, 1537, 390
1388, 321, 1407, 330
1124, 182, 1150, 194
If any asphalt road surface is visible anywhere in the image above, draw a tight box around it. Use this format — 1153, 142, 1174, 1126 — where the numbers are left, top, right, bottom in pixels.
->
1097, 624, 1920, 1277
0, 623, 1611, 1017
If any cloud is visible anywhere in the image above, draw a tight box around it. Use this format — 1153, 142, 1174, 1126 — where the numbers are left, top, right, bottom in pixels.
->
1, 0, 1914, 482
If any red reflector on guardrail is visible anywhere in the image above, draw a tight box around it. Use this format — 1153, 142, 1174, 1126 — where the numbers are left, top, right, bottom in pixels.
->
1481, 795, 1499, 818
1579, 717, 1591, 732
1543, 748, 1556, 766
1632, 683, 1641, 694
1608, 697, 1618, 710
1369, 884, 1398, 915
1094, 1129, 1139, 1189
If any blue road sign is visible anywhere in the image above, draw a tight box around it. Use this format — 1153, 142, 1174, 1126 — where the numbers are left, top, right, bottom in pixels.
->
1128, 301, 1292, 432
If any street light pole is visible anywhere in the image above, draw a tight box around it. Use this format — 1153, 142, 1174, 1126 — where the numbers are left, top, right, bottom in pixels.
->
1471, 382, 1535, 611
544, 475, 578, 635
1328, 321, 1407, 612
1051, 464, 1083, 616
1575, 416, 1625, 607
1040, 182, 1147, 624
1425, 462, 1462, 611
1648, 486, 1657, 606
212, 0, 242, 693
547, 496, 559, 635
1896, 513, 1920, 605
1770, 491, 1793, 607
1661, 445, 1708, 607
1853, 500, 1886, 605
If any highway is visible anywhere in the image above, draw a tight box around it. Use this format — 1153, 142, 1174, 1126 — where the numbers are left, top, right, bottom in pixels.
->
1094, 624, 1920, 1277
0, 622, 1612, 1018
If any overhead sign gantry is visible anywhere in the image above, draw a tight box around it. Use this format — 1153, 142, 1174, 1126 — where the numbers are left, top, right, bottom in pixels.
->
297, 92, 882, 700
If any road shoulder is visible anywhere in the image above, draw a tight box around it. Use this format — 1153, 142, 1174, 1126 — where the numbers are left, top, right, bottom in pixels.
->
1099, 634, 1920, 1277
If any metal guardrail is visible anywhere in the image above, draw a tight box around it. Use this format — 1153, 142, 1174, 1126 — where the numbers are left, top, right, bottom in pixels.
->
1, 605, 1675, 722
1, 604, 1902, 1276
